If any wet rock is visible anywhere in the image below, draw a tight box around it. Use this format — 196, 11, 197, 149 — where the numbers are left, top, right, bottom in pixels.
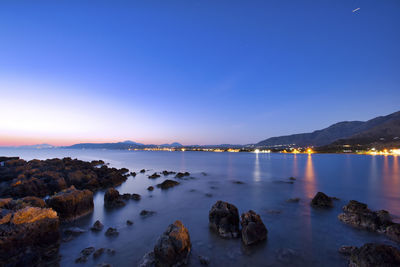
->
140, 210, 156, 218
97, 263, 113, 267
149, 173, 161, 179
131, 193, 141, 201
289, 177, 296, 181
75, 255, 88, 263
386, 224, 400, 242
104, 188, 125, 208
105, 227, 119, 236
91, 220, 104, 231
64, 227, 87, 236
122, 193, 132, 200
310, 192, 333, 208
147, 186, 154, 191
157, 180, 180, 190
139, 251, 155, 267
130, 172, 137, 177
199, 255, 210, 265
140, 169, 146, 173
205, 193, 213, 198
240, 210, 268, 245
286, 198, 300, 203
232, 180, 245, 184
151, 220, 191, 267
93, 248, 105, 258
127, 220, 134, 225
338, 200, 394, 232
0, 207, 60, 266
106, 248, 116, 255
162, 171, 176, 176
47, 186, 94, 221
175, 172, 190, 179
81, 246, 95, 256
339, 246, 357, 255
346, 243, 400, 266
209, 201, 240, 238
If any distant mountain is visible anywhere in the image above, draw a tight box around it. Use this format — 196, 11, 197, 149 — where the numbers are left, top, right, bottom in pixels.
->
160, 142, 183, 147
10, 144, 55, 149
257, 111, 400, 148
67, 141, 183, 149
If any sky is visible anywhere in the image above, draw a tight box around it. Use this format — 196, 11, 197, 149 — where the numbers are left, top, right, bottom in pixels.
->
0, 0, 399, 146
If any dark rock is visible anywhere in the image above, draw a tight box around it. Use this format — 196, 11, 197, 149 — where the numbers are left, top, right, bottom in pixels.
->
121, 193, 131, 200
157, 180, 180, 190
205, 193, 213, 198
175, 172, 190, 179
311, 192, 333, 208
91, 220, 104, 231
127, 220, 134, 225
0, 207, 60, 266
140, 210, 156, 217
232, 180, 245, 184
104, 188, 125, 208
75, 255, 88, 263
286, 198, 300, 203
131, 194, 141, 201
153, 220, 191, 267
140, 169, 146, 173
276, 248, 299, 264
64, 227, 87, 236
347, 243, 400, 266
147, 186, 154, 191
47, 186, 94, 221
240, 210, 268, 245
130, 172, 137, 177
80, 246, 95, 256
106, 248, 116, 255
162, 170, 176, 176
97, 263, 112, 267
386, 224, 400, 242
209, 201, 240, 238
199, 255, 210, 265
339, 246, 357, 255
105, 227, 119, 236
338, 200, 395, 233
266, 210, 282, 214
289, 177, 296, 181
93, 248, 105, 258
149, 173, 161, 179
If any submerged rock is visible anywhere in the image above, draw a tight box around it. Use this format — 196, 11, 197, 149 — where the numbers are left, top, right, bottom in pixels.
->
131, 194, 141, 201
162, 171, 176, 176
240, 210, 268, 245
130, 172, 137, 177
140, 169, 146, 173
345, 243, 400, 267
47, 186, 94, 221
139, 220, 191, 267
175, 172, 190, 179
286, 198, 300, 203
91, 220, 104, 231
105, 227, 119, 236
198, 255, 210, 265
209, 201, 240, 238
0, 207, 60, 266
104, 188, 125, 208
149, 173, 161, 179
147, 186, 154, 191
310, 192, 333, 208
126, 220, 134, 225
140, 210, 156, 218
232, 180, 245, 184
157, 180, 180, 190
93, 248, 105, 258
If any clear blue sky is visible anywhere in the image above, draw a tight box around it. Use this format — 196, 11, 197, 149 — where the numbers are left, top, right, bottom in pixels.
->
0, 0, 399, 145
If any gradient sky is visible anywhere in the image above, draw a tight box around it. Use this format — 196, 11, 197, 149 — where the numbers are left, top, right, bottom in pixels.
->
1, 0, 399, 146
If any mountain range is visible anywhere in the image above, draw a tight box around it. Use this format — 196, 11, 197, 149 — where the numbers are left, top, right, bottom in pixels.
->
67, 141, 183, 150
256, 111, 400, 148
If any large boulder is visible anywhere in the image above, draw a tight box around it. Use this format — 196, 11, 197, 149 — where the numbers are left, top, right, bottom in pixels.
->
347, 243, 400, 267
0, 207, 60, 266
240, 210, 268, 245
310, 192, 333, 208
338, 200, 394, 232
139, 220, 191, 267
209, 201, 240, 238
47, 186, 94, 221
104, 188, 125, 208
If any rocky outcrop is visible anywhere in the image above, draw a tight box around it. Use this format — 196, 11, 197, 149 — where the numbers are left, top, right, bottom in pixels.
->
0, 197, 46, 210
0, 207, 60, 266
91, 220, 104, 231
104, 188, 125, 208
149, 173, 161, 179
343, 243, 400, 266
157, 180, 180, 190
139, 220, 191, 267
209, 201, 240, 238
240, 210, 267, 245
338, 200, 400, 242
175, 172, 190, 179
310, 192, 333, 208
147, 186, 154, 191
162, 171, 176, 176
47, 186, 94, 221
0, 157, 129, 198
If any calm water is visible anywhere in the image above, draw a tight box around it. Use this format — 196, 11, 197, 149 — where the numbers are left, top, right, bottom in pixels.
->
1, 148, 400, 267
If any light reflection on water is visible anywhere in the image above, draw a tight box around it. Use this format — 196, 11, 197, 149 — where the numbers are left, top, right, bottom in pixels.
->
0, 148, 400, 266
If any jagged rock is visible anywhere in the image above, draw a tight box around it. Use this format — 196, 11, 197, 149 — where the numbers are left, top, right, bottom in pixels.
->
122, 193, 131, 200
91, 220, 104, 231
338, 200, 394, 232
104, 188, 125, 208
105, 227, 119, 236
156, 180, 180, 190
149, 173, 161, 179
0, 207, 60, 266
386, 224, 400, 242
127, 220, 134, 225
139, 220, 191, 267
131, 194, 141, 201
140, 210, 156, 217
209, 201, 240, 238
47, 186, 94, 221
147, 186, 154, 191
240, 210, 268, 245
346, 243, 400, 266
81, 246, 95, 256
175, 172, 190, 179
310, 192, 333, 208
